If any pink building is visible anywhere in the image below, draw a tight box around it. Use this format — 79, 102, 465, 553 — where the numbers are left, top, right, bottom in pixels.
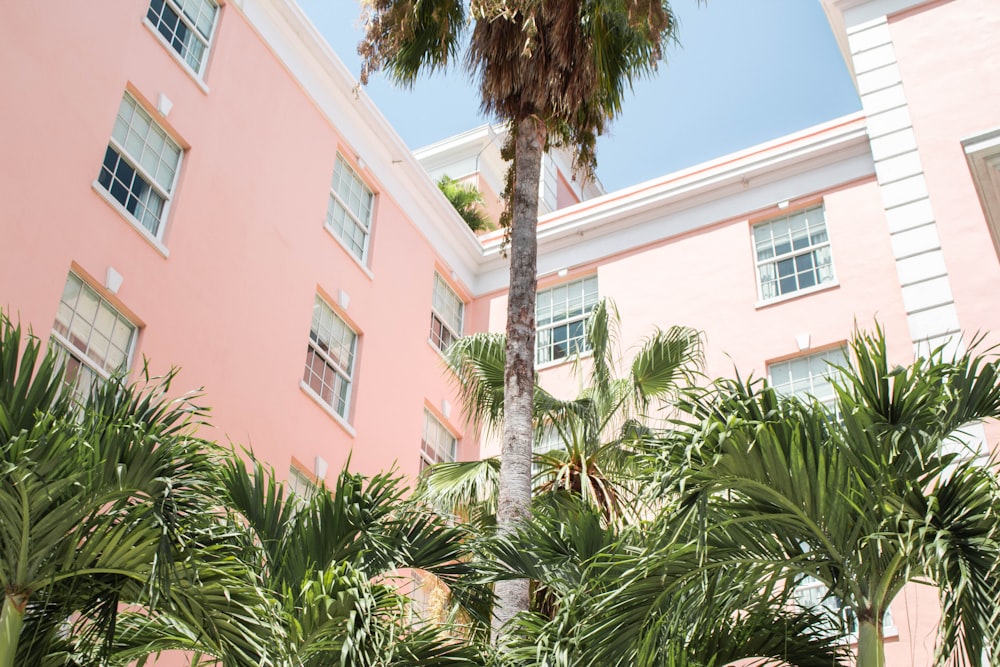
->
1, 0, 997, 664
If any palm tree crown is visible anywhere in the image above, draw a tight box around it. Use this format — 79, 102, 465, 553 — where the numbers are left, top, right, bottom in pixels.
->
671, 327, 1000, 666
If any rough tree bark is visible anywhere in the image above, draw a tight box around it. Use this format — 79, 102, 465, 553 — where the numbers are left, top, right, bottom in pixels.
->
492, 114, 546, 642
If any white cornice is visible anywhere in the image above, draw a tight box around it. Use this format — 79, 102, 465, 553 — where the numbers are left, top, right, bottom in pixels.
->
475, 113, 874, 295
821, 0, 938, 87
237, 0, 485, 290
232, 1, 876, 300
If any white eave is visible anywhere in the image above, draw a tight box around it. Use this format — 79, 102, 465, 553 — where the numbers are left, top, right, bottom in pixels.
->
475, 112, 874, 295
234, 0, 875, 300
236, 0, 486, 290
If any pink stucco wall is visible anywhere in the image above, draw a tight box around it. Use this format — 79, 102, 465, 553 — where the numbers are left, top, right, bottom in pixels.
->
477, 176, 915, 399
0, 0, 479, 486
888, 0, 1000, 351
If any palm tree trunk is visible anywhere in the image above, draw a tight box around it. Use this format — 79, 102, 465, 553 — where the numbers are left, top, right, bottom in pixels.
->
0, 593, 26, 667
856, 617, 885, 667
492, 114, 546, 643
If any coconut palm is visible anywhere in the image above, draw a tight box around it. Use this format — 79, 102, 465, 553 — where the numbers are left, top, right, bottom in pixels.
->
0, 314, 271, 667
217, 453, 491, 666
425, 300, 702, 524
359, 0, 679, 636
664, 326, 1000, 667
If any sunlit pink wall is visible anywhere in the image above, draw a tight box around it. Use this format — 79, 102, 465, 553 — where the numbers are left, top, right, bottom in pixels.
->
478, 177, 914, 400
888, 0, 1000, 362
0, 0, 478, 488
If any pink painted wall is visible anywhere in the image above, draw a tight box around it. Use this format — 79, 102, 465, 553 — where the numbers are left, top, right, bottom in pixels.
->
476, 177, 915, 400
888, 0, 1000, 355
0, 0, 478, 488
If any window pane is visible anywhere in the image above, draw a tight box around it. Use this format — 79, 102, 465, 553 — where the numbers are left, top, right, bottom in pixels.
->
304, 297, 357, 418
99, 94, 181, 238
51, 274, 136, 398
754, 206, 833, 300
535, 276, 599, 365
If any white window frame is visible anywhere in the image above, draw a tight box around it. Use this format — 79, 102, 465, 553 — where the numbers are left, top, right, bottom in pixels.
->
963, 127, 1000, 260
50, 273, 138, 401
96, 92, 183, 243
794, 575, 896, 640
421, 410, 457, 471
429, 273, 464, 352
535, 275, 599, 366
302, 297, 357, 421
767, 347, 846, 413
753, 205, 835, 302
288, 466, 317, 499
145, 0, 220, 78
325, 155, 374, 264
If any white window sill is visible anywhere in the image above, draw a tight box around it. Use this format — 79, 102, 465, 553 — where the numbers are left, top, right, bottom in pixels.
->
299, 381, 356, 437
143, 19, 211, 95
323, 224, 374, 280
754, 281, 839, 309
92, 182, 170, 258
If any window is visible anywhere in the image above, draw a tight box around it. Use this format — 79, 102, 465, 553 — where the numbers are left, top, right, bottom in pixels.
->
430, 273, 464, 352
536, 275, 599, 365
288, 466, 317, 499
50, 273, 137, 401
795, 575, 894, 638
421, 410, 457, 470
767, 348, 845, 412
146, 0, 219, 75
326, 156, 374, 262
98, 93, 182, 240
303, 297, 357, 420
964, 128, 1000, 260
753, 206, 834, 301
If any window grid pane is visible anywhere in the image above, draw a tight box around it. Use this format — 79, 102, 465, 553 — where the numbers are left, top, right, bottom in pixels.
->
754, 206, 834, 300
326, 156, 373, 262
146, 0, 218, 72
52, 274, 136, 377
768, 348, 845, 411
421, 410, 457, 470
51, 274, 136, 400
99, 94, 181, 238
303, 298, 357, 418
536, 276, 598, 365
430, 274, 463, 351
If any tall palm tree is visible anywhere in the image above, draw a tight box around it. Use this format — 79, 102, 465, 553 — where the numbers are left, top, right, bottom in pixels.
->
0, 315, 270, 667
425, 300, 702, 524
217, 453, 491, 666
666, 327, 1000, 667
359, 1, 679, 638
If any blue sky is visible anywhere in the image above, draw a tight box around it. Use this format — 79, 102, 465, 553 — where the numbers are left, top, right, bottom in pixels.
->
296, 0, 862, 193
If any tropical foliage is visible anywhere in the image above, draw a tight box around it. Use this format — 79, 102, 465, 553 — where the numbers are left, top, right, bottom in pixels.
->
657, 327, 1000, 667
438, 175, 494, 233
360, 1, 682, 636
0, 315, 270, 667
427, 300, 702, 523
216, 454, 490, 667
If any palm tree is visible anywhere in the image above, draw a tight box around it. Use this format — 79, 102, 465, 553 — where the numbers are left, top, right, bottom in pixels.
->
425, 300, 702, 524
217, 453, 491, 666
438, 175, 495, 233
666, 326, 1000, 666
359, 0, 679, 638
0, 314, 270, 667
484, 493, 850, 667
